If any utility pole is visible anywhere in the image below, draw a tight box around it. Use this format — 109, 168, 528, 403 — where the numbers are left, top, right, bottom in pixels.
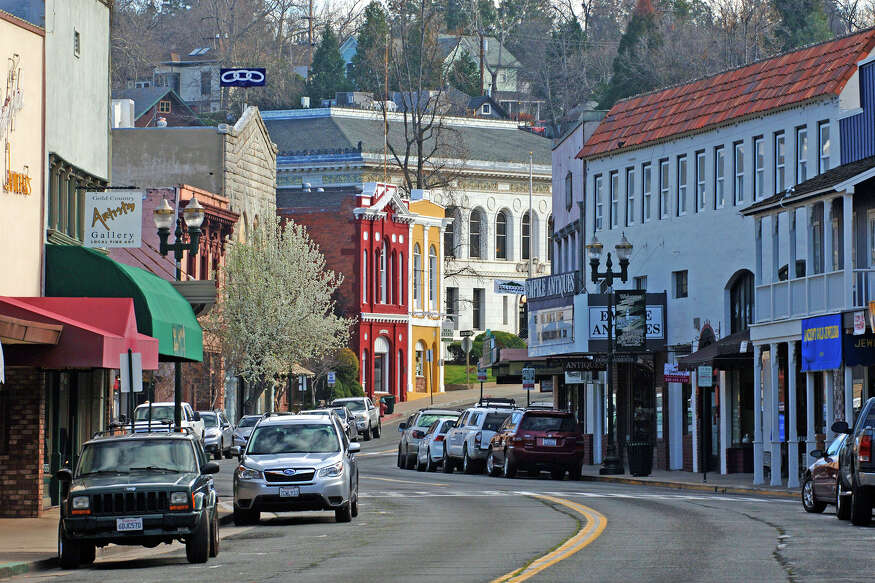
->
307, 0, 314, 63
479, 33, 485, 95
528, 152, 533, 280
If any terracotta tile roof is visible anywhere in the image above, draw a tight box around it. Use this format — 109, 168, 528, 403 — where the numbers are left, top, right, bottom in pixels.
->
578, 30, 875, 160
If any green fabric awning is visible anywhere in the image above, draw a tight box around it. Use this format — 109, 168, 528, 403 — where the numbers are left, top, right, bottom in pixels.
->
45, 245, 203, 362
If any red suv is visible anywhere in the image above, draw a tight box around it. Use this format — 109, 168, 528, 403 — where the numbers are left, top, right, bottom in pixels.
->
485, 409, 585, 480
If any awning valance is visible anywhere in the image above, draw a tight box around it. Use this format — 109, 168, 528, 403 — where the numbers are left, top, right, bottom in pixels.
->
0, 297, 159, 370
45, 245, 203, 362
677, 329, 752, 371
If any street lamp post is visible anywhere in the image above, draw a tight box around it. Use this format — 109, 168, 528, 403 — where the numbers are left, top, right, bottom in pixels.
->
153, 196, 205, 429
586, 233, 633, 476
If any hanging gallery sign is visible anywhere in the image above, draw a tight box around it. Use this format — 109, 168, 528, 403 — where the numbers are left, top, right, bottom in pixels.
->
84, 190, 143, 248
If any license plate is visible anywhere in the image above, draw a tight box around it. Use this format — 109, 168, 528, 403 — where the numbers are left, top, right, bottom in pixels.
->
116, 517, 143, 532
542, 438, 557, 447
279, 486, 300, 498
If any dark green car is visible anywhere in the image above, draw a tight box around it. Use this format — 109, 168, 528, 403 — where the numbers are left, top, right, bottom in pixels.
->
56, 431, 221, 569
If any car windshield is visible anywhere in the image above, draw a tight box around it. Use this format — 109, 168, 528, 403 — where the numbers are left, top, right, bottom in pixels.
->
134, 405, 173, 422
247, 424, 340, 454
238, 416, 259, 428
416, 413, 457, 428
483, 413, 511, 432
201, 413, 218, 427
77, 439, 197, 476
332, 408, 349, 419
339, 400, 365, 412
519, 415, 576, 432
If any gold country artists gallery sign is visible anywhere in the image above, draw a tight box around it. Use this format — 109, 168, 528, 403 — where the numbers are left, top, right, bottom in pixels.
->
84, 190, 143, 248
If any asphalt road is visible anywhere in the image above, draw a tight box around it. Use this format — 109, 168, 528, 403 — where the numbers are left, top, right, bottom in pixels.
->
12, 409, 875, 583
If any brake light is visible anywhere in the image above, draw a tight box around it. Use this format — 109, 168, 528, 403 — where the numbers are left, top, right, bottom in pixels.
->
860, 434, 872, 463
474, 431, 482, 444
434, 435, 445, 442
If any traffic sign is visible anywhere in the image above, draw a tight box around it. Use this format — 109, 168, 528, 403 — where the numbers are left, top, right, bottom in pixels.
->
327, 371, 336, 387
477, 367, 487, 382
522, 367, 536, 391
460, 330, 474, 337
119, 352, 143, 393
461, 337, 473, 354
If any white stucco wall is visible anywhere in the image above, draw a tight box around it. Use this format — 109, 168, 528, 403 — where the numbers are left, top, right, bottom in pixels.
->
44, 0, 110, 180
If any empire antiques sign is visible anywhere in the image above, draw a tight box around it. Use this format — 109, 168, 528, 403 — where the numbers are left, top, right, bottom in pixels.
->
588, 292, 667, 353
525, 272, 578, 300
84, 190, 143, 248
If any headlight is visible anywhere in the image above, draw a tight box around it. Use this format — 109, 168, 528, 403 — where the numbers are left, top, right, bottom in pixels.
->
170, 492, 189, 505
72, 496, 89, 510
317, 461, 344, 478
237, 466, 263, 480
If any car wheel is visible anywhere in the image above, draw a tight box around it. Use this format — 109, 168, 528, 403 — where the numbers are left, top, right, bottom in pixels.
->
78, 543, 95, 566
425, 449, 435, 472
463, 447, 479, 474
208, 507, 220, 558
185, 510, 210, 564
223, 445, 233, 460
351, 494, 359, 518
486, 450, 501, 477
213, 443, 222, 461
397, 449, 404, 468
58, 522, 80, 570
442, 454, 454, 474
551, 467, 565, 481
801, 477, 826, 513
502, 452, 517, 478
850, 484, 872, 526
335, 503, 353, 523
837, 479, 852, 520
372, 423, 381, 439
233, 504, 259, 526
363, 423, 372, 441
416, 453, 425, 472
569, 464, 582, 481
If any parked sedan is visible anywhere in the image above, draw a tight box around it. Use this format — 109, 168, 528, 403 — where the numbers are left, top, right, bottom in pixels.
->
486, 410, 585, 480
397, 409, 460, 469
802, 434, 847, 513
416, 418, 456, 472
232, 415, 261, 449
200, 410, 234, 460
444, 406, 515, 474
332, 407, 360, 441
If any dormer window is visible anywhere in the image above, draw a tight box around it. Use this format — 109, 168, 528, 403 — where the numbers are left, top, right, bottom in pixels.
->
481, 103, 491, 116
158, 100, 172, 114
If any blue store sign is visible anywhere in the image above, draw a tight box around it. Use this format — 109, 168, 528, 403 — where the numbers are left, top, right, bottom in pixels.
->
801, 314, 842, 371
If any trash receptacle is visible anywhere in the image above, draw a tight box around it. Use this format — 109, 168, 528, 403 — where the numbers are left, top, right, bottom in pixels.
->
380, 395, 395, 414
626, 441, 653, 477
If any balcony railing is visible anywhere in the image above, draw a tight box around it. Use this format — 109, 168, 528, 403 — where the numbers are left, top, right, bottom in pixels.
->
755, 270, 847, 323
854, 269, 875, 308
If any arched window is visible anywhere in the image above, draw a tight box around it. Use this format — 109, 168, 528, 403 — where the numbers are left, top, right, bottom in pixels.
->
428, 245, 438, 310
547, 215, 554, 263
496, 211, 508, 259
380, 242, 387, 303
413, 244, 422, 309
388, 250, 395, 304
469, 210, 482, 258
730, 270, 755, 334
522, 211, 531, 260
565, 172, 573, 210
444, 207, 457, 257
362, 251, 368, 303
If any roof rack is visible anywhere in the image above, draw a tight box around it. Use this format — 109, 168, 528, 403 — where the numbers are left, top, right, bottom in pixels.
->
91, 423, 196, 439
477, 398, 516, 408
261, 411, 295, 418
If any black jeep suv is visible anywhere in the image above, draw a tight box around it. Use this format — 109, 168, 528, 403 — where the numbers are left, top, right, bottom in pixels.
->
56, 430, 221, 568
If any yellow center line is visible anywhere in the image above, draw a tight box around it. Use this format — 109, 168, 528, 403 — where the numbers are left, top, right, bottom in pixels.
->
490, 494, 607, 583
361, 476, 449, 487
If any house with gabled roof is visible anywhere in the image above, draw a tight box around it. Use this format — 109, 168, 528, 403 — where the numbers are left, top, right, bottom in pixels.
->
111, 87, 202, 127
546, 29, 875, 484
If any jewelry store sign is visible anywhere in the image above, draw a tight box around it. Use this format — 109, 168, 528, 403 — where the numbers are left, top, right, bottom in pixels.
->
84, 190, 143, 248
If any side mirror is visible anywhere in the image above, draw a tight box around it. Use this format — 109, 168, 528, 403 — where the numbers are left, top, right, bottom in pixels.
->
202, 461, 220, 474
193, 412, 202, 421
230, 445, 242, 457
831, 421, 851, 434
349, 442, 361, 454
55, 468, 73, 482
399, 422, 407, 431
809, 449, 823, 459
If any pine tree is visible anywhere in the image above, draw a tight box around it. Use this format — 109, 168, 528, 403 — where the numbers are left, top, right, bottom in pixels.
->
599, 0, 661, 109
773, 0, 832, 52
350, 1, 390, 93
306, 27, 351, 102
450, 49, 481, 96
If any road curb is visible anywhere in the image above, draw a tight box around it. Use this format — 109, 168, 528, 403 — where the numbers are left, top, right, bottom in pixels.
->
578, 474, 798, 499
0, 558, 57, 580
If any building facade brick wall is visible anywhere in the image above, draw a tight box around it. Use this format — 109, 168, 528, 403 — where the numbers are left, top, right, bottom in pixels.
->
0, 367, 46, 517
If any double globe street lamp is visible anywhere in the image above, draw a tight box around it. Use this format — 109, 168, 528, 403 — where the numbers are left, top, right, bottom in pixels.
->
586, 233, 633, 475
153, 196, 205, 429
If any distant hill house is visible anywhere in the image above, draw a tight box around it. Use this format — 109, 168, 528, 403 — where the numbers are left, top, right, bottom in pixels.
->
153, 46, 222, 113
111, 87, 202, 127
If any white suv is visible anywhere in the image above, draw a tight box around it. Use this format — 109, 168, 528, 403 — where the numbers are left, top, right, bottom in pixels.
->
331, 397, 381, 440
443, 403, 516, 474
132, 401, 206, 442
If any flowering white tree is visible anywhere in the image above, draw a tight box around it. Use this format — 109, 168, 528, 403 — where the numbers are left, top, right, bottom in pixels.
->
209, 215, 351, 412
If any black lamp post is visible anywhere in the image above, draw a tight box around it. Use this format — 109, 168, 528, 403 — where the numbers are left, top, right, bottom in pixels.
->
586, 233, 633, 475
153, 196, 205, 429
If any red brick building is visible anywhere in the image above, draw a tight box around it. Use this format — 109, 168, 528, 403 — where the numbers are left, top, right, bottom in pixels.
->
278, 183, 413, 401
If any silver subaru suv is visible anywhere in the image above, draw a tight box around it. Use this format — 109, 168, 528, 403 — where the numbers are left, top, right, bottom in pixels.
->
232, 414, 360, 525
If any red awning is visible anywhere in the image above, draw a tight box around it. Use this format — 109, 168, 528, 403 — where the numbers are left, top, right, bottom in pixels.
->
0, 297, 159, 370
